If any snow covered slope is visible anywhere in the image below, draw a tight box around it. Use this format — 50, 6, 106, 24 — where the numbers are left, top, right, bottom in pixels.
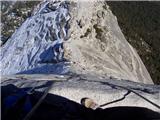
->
0, 0, 153, 84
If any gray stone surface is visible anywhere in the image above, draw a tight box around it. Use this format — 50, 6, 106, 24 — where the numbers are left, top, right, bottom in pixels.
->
0, 1, 153, 84
65, 1, 153, 84
1, 74, 160, 112
1, 0, 159, 114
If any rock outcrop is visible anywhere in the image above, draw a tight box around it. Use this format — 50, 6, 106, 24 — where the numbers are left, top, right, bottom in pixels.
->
0, 0, 153, 84
1, 74, 160, 112
1, 0, 160, 115
1, 1, 70, 75
65, 1, 152, 84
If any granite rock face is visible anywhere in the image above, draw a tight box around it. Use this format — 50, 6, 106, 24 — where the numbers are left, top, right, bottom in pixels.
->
0, 0, 152, 84
107, 2, 160, 84
1, 1, 70, 75
1, 0, 160, 115
64, 1, 152, 84
1, 74, 160, 112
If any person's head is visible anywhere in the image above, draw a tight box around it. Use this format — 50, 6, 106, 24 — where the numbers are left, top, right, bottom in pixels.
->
80, 97, 89, 106
80, 97, 99, 109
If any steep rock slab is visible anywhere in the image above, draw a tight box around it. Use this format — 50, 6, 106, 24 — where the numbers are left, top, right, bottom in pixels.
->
65, 1, 152, 84
1, 1, 152, 84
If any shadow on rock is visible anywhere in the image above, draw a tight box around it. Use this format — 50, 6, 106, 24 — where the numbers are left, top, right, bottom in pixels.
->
1, 84, 160, 120
17, 62, 69, 74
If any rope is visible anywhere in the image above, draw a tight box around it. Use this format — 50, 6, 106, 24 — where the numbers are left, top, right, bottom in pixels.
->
78, 78, 160, 109
79, 78, 160, 109
23, 82, 54, 120
100, 91, 131, 108
119, 86, 160, 109
99, 83, 160, 109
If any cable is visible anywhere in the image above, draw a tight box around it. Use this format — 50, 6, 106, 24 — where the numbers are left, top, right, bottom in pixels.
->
100, 91, 131, 108
78, 77, 160, 109
100, 82, 160, 109
115, 84, 160, 109
23, 82, 54, 120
